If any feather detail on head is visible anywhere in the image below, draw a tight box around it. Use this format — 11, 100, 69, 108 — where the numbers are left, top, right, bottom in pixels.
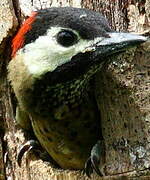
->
11, 12, 37, 58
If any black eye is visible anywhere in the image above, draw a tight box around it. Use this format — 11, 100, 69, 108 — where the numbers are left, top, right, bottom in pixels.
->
57, 30, 78, 47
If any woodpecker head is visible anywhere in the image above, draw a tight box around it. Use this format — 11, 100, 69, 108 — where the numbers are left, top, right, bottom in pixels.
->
11, 7, 147, 85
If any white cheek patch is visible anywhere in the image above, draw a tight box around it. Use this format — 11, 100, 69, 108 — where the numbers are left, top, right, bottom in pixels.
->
18, 27, 103, 76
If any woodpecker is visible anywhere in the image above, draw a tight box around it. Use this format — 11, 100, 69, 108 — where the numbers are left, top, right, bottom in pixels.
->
8, 7, 147, 177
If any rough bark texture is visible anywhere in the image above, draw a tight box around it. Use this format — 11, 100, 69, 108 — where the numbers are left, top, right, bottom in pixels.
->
0, 0, 150, 179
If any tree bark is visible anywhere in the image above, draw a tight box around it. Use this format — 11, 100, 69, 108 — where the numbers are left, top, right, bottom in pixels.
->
0, 0, 150, 179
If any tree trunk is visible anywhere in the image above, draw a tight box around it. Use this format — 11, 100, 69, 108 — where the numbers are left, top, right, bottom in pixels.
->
0, 0, 150, 179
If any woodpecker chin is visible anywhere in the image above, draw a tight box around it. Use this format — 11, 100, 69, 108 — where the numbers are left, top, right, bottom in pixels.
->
8, 7, 147, 177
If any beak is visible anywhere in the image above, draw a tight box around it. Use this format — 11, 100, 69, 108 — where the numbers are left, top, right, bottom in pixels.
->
87, 32, 147, 58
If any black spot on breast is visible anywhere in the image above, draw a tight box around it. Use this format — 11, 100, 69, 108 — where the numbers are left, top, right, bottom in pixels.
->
47, 137, 53, 142
90, 125, 97, 134
124, 123, 127, 128
84, 122, 91, 128
69, 130, 78, 140
77, 141, 82, 146
43, 127, 49, 133
39, 128, 43, 134
62, 121, 70, 127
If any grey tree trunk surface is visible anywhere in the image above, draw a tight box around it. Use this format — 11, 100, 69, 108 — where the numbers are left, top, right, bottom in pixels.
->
0, 0, 150, 179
